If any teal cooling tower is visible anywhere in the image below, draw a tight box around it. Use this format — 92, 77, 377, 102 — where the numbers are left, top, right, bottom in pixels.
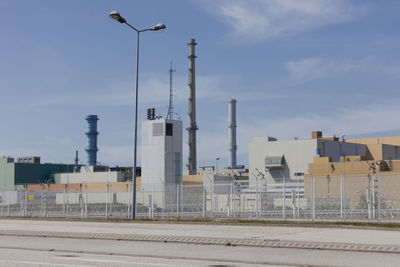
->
85, 115, 99, 166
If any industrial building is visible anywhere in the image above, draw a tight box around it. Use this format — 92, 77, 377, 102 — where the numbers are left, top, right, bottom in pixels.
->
0, 157, 74, 190
304, 136, 400, 210
141, 108, 183, 199
249, 131, 368, 186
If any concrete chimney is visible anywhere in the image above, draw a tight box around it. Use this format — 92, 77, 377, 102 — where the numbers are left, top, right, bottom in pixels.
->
228, 99, 237, 169
187, 38, 198, 175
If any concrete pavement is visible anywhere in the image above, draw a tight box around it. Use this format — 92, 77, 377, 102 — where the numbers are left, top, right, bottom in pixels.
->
0, 219, 399, 266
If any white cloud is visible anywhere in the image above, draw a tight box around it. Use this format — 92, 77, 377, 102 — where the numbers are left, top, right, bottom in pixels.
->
285, 57, 370, 83
194, 99, 400, 165
15, 73, 230, 111
207, 0, 363, 42
241, 99, 400, 142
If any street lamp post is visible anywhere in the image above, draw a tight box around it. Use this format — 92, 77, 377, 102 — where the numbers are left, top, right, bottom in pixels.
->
109, 11, 166, 220
215, 157, 220, 175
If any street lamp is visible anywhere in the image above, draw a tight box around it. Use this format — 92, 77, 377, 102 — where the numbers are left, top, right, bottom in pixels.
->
216, 157, 220, 175
109, 11, 166, 220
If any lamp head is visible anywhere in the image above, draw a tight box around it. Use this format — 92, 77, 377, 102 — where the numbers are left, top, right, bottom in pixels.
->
151, 23, 166, 31
109, 11, 126, 24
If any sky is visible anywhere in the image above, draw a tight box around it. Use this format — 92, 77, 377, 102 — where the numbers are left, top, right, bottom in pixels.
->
1, 0, 400, 169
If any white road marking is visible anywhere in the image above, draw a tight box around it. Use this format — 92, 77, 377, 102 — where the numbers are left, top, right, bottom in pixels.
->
70, 257, 177, 266
0, 259, 89, 267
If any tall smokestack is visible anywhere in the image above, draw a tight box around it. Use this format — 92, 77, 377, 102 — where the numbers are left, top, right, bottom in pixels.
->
85, 115, 99, 166
187, 38, 198, 175
228, 99, 237, 169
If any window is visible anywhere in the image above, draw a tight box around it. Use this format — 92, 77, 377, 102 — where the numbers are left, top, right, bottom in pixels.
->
166, 123, 173, 136
265, 156, 284, 168
153, 123, 164, 136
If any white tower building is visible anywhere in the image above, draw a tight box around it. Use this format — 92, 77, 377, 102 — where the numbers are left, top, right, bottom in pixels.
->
141, 114, 183, 195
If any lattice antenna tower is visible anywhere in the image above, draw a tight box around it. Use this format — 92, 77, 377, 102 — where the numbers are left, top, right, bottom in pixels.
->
166, 61, 176, 120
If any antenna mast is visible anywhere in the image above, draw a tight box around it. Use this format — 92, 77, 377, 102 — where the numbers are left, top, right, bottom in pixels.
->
166, 61, 176, 120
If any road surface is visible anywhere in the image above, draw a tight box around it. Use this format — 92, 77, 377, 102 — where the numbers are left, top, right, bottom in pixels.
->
0, 219, 399, 266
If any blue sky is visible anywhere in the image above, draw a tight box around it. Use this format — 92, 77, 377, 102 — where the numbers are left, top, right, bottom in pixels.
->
1, 0, 400, 169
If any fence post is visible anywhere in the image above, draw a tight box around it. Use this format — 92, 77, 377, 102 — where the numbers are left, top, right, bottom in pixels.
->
254, 187, 257, 218
19, 191, 22, 217
282, 178, 286, 220
63, 187, 66, 217
66, 184, 69, 216
377, 174, 381, 222
128, 183, 131, 219
176, 183, 179, 218
148, 194, 152, 218
292, 190, 296, 218
231, 183, 234, 217
105, 184, 108, 219
24, 190, 28, 217
256, 187, 259, 218
151, 184, 154, 219
312, 176, 316, 221
340, 175, 344, 221
7, 191, 10, 217
110, 185, 113, 218
297, 178, 300, 218
242, 193, 245, 214
367, 188, 371, 219
41, 188, 44, 217
85, 185, 88, 218
202, 186, 206, 218
372, 174, 376, 219
229, 183, 233, 217
211, 181, 214, 214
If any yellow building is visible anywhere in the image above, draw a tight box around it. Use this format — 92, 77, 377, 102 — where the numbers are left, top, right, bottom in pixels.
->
305, 155, 400, 210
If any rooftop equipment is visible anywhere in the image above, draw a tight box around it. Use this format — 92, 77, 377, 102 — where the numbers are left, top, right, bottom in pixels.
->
147, 108, 155, 120
187, 38, 198, 175
17, 157, 40, 164
85, 115, 99, 166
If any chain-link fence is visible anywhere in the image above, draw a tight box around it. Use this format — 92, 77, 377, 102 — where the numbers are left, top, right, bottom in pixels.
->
1, 174, 400, 222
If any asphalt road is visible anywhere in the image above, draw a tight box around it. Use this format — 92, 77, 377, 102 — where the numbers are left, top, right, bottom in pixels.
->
0, 219, 399, 266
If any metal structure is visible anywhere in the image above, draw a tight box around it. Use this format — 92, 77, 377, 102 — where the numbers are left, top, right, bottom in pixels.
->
187, 38, 198, 175
228, 99, 237, 169
166, 61, 176, 120
85, 115, 99, 166
109, 11, 166, 220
